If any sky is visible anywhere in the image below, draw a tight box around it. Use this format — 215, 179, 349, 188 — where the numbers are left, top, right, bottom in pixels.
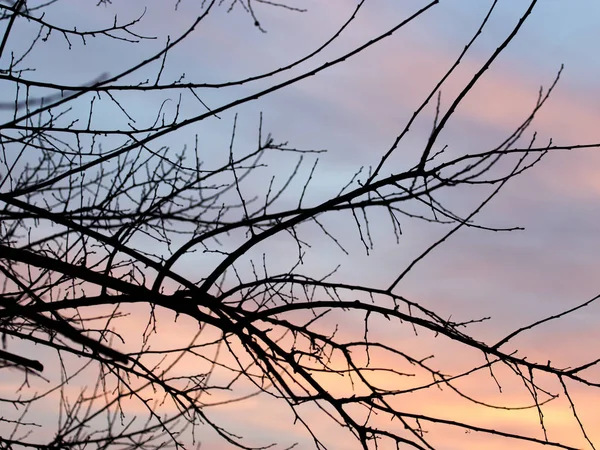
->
3, 0, 600, 449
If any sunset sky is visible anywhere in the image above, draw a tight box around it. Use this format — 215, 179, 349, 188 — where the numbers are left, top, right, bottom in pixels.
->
4, 0, 600, 449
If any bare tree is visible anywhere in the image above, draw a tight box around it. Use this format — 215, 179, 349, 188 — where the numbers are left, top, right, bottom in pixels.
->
0, 0, 598, 449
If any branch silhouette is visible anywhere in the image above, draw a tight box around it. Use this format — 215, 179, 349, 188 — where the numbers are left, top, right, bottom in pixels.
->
0, 0, 598, 449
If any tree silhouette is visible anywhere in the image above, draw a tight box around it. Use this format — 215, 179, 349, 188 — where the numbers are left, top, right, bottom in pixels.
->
0, 0, 598, 449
